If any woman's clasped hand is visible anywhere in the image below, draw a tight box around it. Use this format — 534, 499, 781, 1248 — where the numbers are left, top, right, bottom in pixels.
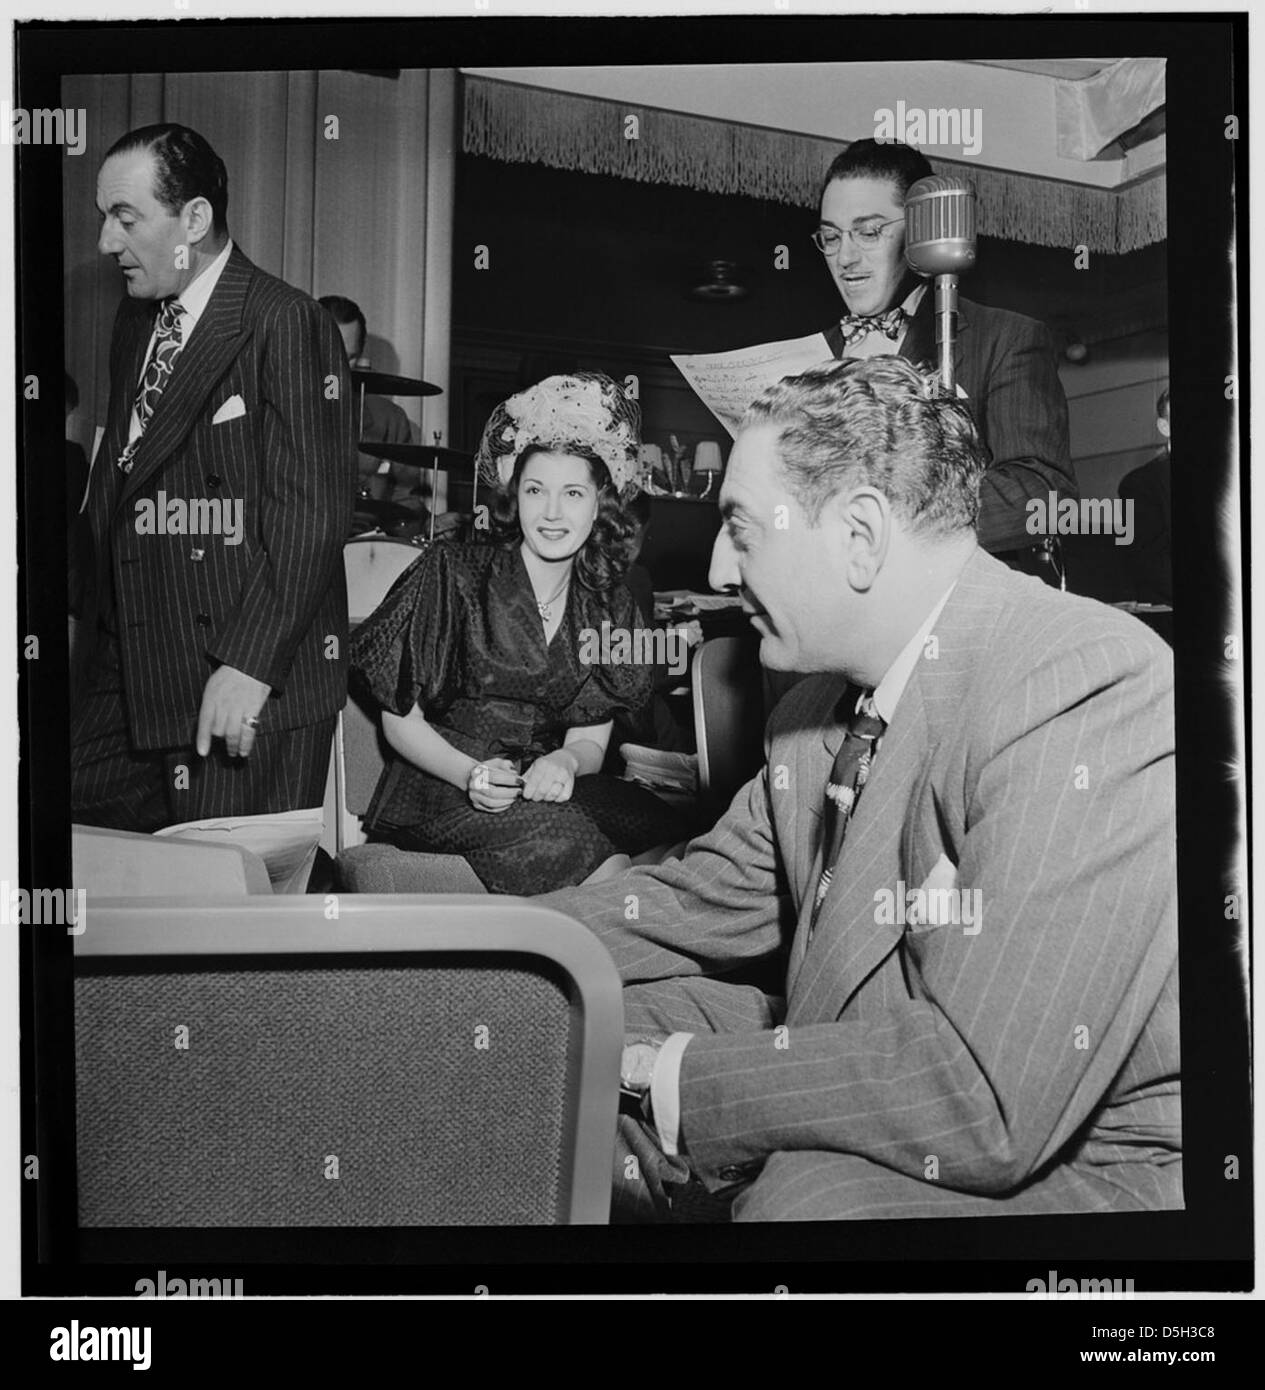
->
466, 749, 578, 810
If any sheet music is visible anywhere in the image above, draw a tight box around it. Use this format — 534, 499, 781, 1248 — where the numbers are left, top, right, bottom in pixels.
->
670, 333, 833, 438
154, 807, 324, 894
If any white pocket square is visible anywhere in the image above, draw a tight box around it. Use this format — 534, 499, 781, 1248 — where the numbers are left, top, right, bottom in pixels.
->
211, 395, 246, 425
906, 853, 959, 927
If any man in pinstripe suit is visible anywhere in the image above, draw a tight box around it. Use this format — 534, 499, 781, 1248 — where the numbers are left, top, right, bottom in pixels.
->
539, 355, 1180, 1222
71, 124, 356, 830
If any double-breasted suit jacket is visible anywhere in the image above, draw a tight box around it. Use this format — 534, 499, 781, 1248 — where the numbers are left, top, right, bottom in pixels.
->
80, 246, 357, 751
541, 550, 1180, 1220
825, 294, 1076, 554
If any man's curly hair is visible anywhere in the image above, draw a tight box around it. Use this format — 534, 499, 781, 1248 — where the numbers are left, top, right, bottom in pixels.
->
743, 355, 986, 537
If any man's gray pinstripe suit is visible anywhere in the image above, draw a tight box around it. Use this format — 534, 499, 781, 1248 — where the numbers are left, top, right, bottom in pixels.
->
541, 548, 1181, 1221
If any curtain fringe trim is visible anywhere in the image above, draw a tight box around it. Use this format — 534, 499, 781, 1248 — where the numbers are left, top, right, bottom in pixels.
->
463, 76, 1166, 255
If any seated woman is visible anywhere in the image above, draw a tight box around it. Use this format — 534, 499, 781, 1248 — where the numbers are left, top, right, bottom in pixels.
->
348, 372, 692, 894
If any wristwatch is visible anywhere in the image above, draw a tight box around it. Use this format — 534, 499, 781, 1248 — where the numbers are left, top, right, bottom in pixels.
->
618, 1038, 663, 1116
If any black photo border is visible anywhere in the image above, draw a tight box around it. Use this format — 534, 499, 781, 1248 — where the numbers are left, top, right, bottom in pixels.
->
12, 11, 1251, 1300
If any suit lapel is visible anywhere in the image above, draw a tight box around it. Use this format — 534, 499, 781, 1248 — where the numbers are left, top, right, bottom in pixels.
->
898, 289, 971, 375
117, 248, 255, 509
772, 674, 849, 903
788, 679, 930, 1019
785, 547, 1012, 1022
109, 310, 152, 463
76, 306, 150, 575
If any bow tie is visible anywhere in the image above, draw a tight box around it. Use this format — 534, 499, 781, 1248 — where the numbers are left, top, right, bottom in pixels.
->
839, 305, 907, 351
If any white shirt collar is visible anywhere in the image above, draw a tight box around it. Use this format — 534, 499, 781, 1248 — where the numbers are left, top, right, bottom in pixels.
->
173, 238, 233, 332
865, 580, 956, 725
899, 281, 927, 318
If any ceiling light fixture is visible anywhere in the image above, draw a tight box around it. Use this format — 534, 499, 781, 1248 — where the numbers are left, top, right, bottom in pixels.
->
689, 259, 748, 301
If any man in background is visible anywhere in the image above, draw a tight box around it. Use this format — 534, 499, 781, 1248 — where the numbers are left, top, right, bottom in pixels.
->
1117, 387, 1172, 604
73, 122, 355, 830
319, 294, 421, 505
814, 139, 1076, 576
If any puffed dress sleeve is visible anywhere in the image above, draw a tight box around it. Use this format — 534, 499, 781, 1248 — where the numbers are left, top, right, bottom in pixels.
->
564, 581, 654, 727
348, 542, 462, 717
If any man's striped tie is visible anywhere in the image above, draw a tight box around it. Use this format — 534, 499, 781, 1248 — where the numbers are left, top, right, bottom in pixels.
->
810, 691, 886, 934
119, 297, 183, 473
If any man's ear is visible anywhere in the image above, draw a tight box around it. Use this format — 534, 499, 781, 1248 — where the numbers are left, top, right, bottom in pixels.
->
1157, 414, 1170, 441
833, 488, 889, 591
181, 196, 215, 248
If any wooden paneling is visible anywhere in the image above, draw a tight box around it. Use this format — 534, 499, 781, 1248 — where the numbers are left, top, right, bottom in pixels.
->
1061, 329, 1167, 489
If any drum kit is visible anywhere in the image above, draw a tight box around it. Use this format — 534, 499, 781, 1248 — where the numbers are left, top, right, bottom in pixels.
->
350, 368, 476, 544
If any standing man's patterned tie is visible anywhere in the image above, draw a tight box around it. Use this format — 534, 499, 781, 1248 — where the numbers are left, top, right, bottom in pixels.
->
810, 692, 886, 933
119, 297, 184, 473
838, 304, 906, 353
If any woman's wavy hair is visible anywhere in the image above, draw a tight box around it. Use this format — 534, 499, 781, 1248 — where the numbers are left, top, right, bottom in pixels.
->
489, 445, 638, 593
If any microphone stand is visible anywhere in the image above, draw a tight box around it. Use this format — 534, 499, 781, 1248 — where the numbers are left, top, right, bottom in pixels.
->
933, 273, 959, 397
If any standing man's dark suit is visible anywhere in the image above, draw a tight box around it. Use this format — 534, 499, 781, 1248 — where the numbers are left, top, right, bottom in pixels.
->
824, 293, 1075, 555
1117, 448, 1172, 604
74, 183, 356, 828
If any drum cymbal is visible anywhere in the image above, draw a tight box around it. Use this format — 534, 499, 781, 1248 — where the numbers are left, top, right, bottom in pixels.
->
358, 441, 474, 472
350, 368, 442, 397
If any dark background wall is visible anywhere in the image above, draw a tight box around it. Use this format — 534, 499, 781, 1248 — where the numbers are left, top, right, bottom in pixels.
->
451, 153, 1169, 598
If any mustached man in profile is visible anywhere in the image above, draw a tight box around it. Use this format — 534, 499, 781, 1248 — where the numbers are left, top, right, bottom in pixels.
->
539, 354, 1180, 1223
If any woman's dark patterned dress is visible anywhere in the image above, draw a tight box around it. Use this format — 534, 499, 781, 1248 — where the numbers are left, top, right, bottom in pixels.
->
348, 541, 688, 893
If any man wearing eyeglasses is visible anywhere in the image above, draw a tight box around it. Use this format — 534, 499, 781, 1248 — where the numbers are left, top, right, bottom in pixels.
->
814, 139, 1076, 574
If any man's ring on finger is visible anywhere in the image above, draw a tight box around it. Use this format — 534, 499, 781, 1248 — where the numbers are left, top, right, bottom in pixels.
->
241, 714, 261, 729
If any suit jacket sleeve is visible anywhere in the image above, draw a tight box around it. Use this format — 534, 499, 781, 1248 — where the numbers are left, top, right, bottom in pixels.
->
974, 315, 1076, 553
535, 761, 795, 982
207, 298, 354, 691
674, 627, 1176, 1196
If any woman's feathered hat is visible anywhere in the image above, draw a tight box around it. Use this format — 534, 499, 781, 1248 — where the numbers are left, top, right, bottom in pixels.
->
474, 371, 643, 498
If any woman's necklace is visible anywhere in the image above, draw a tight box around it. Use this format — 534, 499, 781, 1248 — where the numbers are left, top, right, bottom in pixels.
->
534, 572, 571, 621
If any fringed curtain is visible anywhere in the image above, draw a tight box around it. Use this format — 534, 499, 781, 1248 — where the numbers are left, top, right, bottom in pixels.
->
463, 75, 1166, 256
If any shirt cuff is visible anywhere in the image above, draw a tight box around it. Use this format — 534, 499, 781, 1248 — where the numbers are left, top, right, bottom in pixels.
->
649, 1031, 693, 1157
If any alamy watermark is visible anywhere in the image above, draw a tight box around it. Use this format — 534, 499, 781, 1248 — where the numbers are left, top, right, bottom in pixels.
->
1026, 492, 1134, 546
874, 102, 982, 158
135, 491, 244, 546
135, 1269, 243, 1298
2, 103, 86, 155
1, 883, 86, 935
1027, 1269, 1135, 1300
578, 621, 690, 677
49, 1322, 151, 1371
874, 880, 981, 935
